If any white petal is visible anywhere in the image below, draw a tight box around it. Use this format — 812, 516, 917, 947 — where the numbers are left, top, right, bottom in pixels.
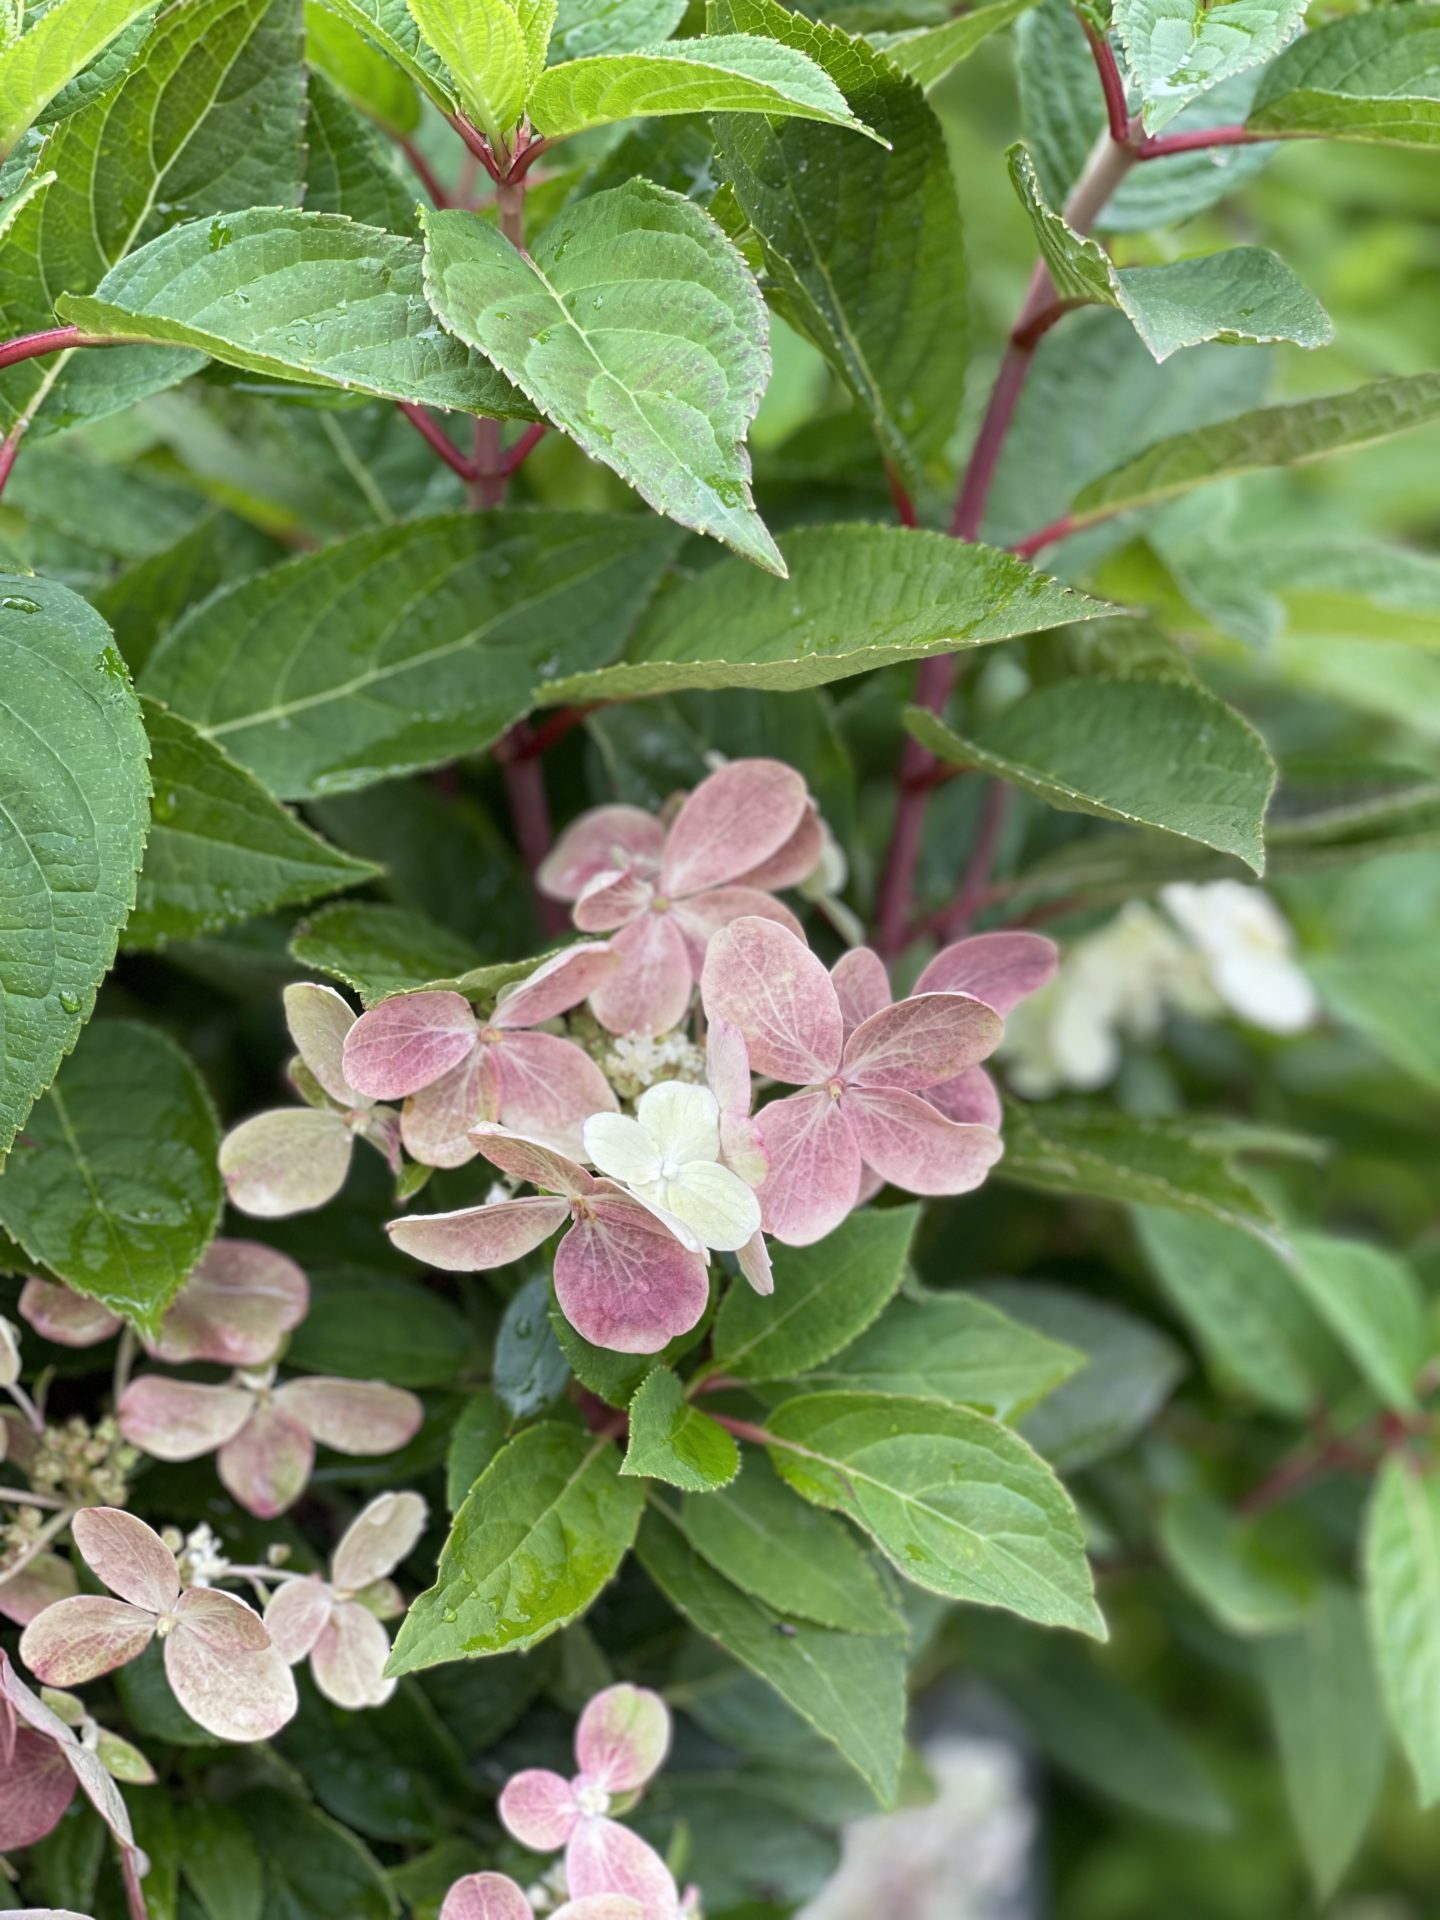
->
664, 1162, 761, 1252
635, 1081, 721, 1165
583, 1111, 664, 1188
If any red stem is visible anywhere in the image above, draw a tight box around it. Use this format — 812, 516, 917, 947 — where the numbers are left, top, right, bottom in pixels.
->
1138, 124, 1268, 159
397, 135, 450, 207
710, 1414, 779, 1448
0, 324, 83, 368
938, 781, 1011, 940
499, 725, 567, 933
448, 114, 503, 182
885, 460, 919, 528
507, 703, 600, 760
500, 421, 548, 475
1012, 512, 1076, 560
1081, 16, 1133, 145
397, 402, 475, 480
121, 1846, 150, 1920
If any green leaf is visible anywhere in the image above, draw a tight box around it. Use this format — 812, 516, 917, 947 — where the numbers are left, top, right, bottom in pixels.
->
180, 1804, 265, 1920
540, 524, 1111, 701
93, 514, 279, 677
1364, 1455, 1440, 1807
140, 512, 679, 800
60, 207, 530, 421
710, 0, 965, 478
622, 1367, 740, 1491
551, 1308, 657, 1408
0, 1019, 222, 1339
1113, 0, 1305, 132
1308, 946, 1440, 1093
710, 1207, 917, 1383
636, 1502, 907, 1805
0, 579, 150, 1157
422, 182, 782, 570
125, 701, 376, 948
289, 902, 479, 1005
312, 0, 457, 112
549, 0, 686, 62
493, 1271, 570, 1420
682, 1453, 904, 1634
790, 1288, 1083, 1422
530, 35, 870, 140
1248, 7, 1440, 147
0, 0, 157, 154
303, 70, 421, 232
907, 674, 1275, 874
871, 0, 1039, 88
307, 0, 422, 132
1258, 1585, 1388, 1898
407, 0, 530, 146
446, 1389, 505, 1510
285, 1267, 477, 1385
239, 1790, 396, 1920
1288, 1231, 1427, 1414
766, 1390, 1105, 1637
1157, 1491, 1314, 1635
388, 1422, 643, 1672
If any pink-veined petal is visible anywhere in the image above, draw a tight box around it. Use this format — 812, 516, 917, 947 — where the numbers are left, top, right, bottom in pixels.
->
492, 942, 619, 1027
567, 1818, 681, 1918
471, 1124, 597, 1197
283, 982, 359, 1105
731, 800, 824, 892
218, 1404, 314, 1519
17, 1278, 121, 1348
441, 1873, 538, 1920
588, 912, 694, 1038
499, 1767, 582, 1851
72, 1508, 179, 1612
264, 1576, 334, 1664
387, 1196, 570, 1270
219, 1108, 353, 1217
311, 1599, 395, 1709
0, 1726, 76, 1850
554, 1197, 710, 1354
164, 1629, 297, 1743
152, 1240, 309, 1368
554, 1901, 646, 1920
841, 992, 1003, 1092
19, 1596, 155, 1687
538, 806, 666, 900
719, 1111, 768, 1189
737, 1228, 774, 1296
0, 1552, 77, 1627
276, 1377, 422, 1455
753, 1091, 862, 1246
495, 1031, 618, 1161
661, 759, 807, 899
575, 1683, 671, 1793
573, 867, 654, 934
68, 1738, 135, 1845
855, 1163, 885, 1206
845, 1086, 1004, 1196
342, 992, 478, 1100
704, 1017, 751, 1116
701, 917, 841, 1086
401, 1047, 502, 1168
830, 948, 891, 1038
925, 1064, 1003, 1128
669, 887, 804, 979
174, 1584, 270, 1654
117, 1376, 255, 1462
332, 1490, 428, 1592
915, 930, 1060, 1014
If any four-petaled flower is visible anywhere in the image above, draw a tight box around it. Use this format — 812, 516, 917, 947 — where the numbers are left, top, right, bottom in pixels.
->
537, 759, 819, 1036
387, 1128, 709, 1354
265, 1491, 426, 1709
0, 1649, 135, 1854
341, 945, 619, 1165
19, 1509, 296, 1742
584, 1081, 760, 1254
441, 1872, 645, 1920
702, 917, 1007, 1245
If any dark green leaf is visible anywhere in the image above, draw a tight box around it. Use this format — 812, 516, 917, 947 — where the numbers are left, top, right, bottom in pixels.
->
181, 1804, 265, 1920
494, 1270, 570, 1419
285, 1266, 478, 1385
303, 69, 420, 231
239, 1790, 396, 1920
289, 901, 480, 1006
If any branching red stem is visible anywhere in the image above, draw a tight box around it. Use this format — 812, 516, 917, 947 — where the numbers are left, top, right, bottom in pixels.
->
1012, 512, 1077, 560
1081, 15, 1134, 145
397, 402, 475, 479
1137, 123, 1269, 158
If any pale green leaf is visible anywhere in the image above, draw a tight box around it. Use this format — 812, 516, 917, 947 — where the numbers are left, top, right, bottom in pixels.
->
622, 1367, 739, 1491
0, 577, 149, 1158
1364, 1456, 1440, 1807
549, 0, 685, 63
1288, 1231, 1427, 1414
1114, 0, 1306, 132
421, 182, 783, 570
1158, 1491, 1314, 1635
0, 0, 157, 153
0, 1020, 222, 1339
872, 0, 1039, 89
407, 0, 529, 145
1307, 947, 1440, 1093
307, 0, 422, 132
388, 1423, 643, 1673
289, 901, 479, 1005
312, 0, 457, 112
1248, 7, 1440, 147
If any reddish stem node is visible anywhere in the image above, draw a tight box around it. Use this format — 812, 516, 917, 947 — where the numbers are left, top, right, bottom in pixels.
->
1137, 124, 1267, 159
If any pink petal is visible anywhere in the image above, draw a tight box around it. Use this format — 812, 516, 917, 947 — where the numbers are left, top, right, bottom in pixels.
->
731, 800, 824, 891
219, 1107, 353, 1216
151, 1239, 309, 1368
841, 992, 1002, 1091
495, 1031, 618, 1160
0, 1551, 77, 1627
554, 1901, 647, 1920
492, 942, 620, 1027
538, 805, 666, 900
670, 887, 804, 975
554, 1196, 710, 1354
704, 1017, 752, 1116
19, 1596, 155, 1686
471, 1124, 597, 1197
499, 1767, 582, 1851
845, 1086, 1004, 1196
69, 1740, 137, 1845
660, 759, 807, 899
283, 982, 359, 1105
72, 1508, 179, 1612
574, 867, 654, 934
387, 1196, 570, 1269
0, 1726, 76, 1850
218, 1404, 314, 1519
17, 1277, 122, 1347
310, 1598, 395, 1709
737, 1228, 774, 1296
276, 1376, 423, 1455
719, 1111, 768, 1188
575, 1683, 671, 1793
925, 1064, 1003, 1128
164, 1628, 297, 1742
753, 1091, 861, 1246
855, 1163, 885, 1206
700, 917, 842, 1085
331, 1490, 428, 1592
567, 1818, 681, 1917
342, 991, 478, 1100
401, 1047, 502, 1168
588, 911, 694, 1037
915, 930, 1060, 1013
830, 948, 891, 1037
441, 1874, 538, 1920
117, 1376, 255, 1461
174, 1584, 270, 1654
359, 1103, 404, 1172
264, 1576, 334, 1663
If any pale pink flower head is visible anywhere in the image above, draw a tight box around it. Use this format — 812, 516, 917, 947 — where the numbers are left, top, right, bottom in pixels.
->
386, 1127, 710, 1355
265, 1490, 426, 1710
440, 1871, 646, 1920
701, 918, 1007, 1246
705, 1019, 772, 1296
537, 760, 819, 1036
117, 1366, 422, 1520
0, 1648, 135, 1853
499, 1684, 681, 1918
583, 1082, 761, 1254
18, 1510, 297, 1743
340, 945, 619, 1166
219, 984, 402, 1216
0, 1551, 77, 1628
